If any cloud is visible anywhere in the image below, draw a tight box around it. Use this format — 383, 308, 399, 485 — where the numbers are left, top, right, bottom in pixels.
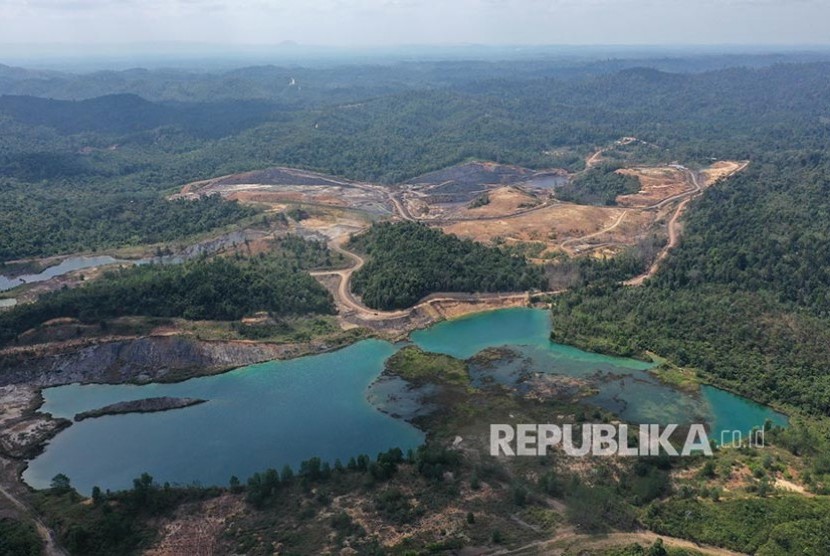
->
0, 0, 828, 46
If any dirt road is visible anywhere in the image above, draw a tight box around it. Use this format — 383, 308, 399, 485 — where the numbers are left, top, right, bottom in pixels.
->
0, 482, 67, 556
559, 209, 629, 251
310, 237, 411, 320
488, 529, 746, 556
311, 236, 559, 324
624, 167, 701, 286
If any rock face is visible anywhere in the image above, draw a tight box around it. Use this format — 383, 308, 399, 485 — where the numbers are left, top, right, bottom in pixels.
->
0, 336, 319, 388
73, 397, 206, 422
0, 384, 71, 459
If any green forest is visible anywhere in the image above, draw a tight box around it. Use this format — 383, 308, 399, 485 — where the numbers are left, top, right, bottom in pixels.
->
556, 163, 640, 205
3, 50, 830, 556
0, 251, 334, 346
349, 222, 548, 309
0, 192, 254, 261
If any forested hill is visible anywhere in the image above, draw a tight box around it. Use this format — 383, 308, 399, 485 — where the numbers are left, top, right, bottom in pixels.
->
1, 52, 828, 101
349, 222, 548, 310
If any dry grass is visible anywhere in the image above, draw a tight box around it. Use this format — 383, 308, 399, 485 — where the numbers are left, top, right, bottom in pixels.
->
443, 204, 619, 245
449, 187, 541, 219
442, 203, 654, 257
145, 494, 246, 556
700, 160, 748, 186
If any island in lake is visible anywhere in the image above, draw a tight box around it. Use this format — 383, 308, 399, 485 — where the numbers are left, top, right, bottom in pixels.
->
73, 397, 207, 422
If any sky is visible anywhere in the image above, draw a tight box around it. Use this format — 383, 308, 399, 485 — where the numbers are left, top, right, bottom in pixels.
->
0, 0, 828, 48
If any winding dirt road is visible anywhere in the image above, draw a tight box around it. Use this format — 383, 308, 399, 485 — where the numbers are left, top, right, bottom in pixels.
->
560, 209, 629, 250
310, 235, 560, 323
624, 167, 702, 286
310, 238, 411, 320
489, 530, 747, 556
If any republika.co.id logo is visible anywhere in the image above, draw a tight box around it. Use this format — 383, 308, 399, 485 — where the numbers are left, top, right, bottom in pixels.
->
490, 423, 714, 457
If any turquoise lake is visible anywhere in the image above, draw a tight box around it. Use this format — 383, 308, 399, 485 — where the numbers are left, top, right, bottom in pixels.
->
24, 308, 787, 494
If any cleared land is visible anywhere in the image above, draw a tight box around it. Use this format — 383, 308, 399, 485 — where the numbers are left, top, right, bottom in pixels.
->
616, 166, 692, 207
172, 143, 747, 270
175, 166, 393, 217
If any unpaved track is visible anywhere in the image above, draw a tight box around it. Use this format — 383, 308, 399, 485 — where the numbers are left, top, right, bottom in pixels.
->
624, 167, 702, 286
488, 530, 746, 556
310, 237, 411, 320
624, 162, 753, 285
311, 236, 558, 322
560, 210, 628, 250
0, 483, 68, 556
388, 191, 415, 221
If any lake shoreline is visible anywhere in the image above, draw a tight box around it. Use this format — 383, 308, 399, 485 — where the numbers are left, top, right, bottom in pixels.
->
3, 306, 789, 496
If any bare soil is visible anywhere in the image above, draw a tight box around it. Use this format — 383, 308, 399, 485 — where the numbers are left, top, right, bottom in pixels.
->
616, 166, 692, 207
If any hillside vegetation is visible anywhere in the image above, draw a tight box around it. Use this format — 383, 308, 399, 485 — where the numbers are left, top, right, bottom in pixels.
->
557, 163, 640, 205
0, 251, 334, 346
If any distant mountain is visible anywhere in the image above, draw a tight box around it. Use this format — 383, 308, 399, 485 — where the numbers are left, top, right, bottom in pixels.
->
0, 93, 280, 137
1, 51, 829, 103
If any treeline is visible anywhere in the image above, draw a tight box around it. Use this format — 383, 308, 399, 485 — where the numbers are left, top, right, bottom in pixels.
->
271, 234, 346, 270
35, 472, 220, 556
3, 54, 823, 102
349, 222, 548, 310
0, 191, 255, 261
0, 94, 281, 138
35, 445, 462, 556
556, 163, 640, 206
243, 445, 460, 509
644, 496, 830, 554
0, 252, 334, 345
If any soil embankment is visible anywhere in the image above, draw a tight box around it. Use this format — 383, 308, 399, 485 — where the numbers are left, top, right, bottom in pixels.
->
0, 335, 339, 388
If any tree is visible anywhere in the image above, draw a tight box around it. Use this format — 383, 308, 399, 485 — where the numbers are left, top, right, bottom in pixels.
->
50, 473, 72, 493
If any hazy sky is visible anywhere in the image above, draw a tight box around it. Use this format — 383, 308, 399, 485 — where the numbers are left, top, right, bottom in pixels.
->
0, 0, 828, 47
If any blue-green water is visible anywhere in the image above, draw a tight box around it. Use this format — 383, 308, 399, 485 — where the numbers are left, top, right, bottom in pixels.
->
24, 308, 787, 494
24, 340, 421, 494
702, 385, 788, 442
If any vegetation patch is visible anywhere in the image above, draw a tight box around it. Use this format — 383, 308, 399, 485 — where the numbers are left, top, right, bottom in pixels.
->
0, 248, 335, 346
350, 221, 548, 310
385, 346, 470, 387
646, 354, 701, 393
0, 518, 42, 556
557, 163, 640, 206
644, 496, 830, 554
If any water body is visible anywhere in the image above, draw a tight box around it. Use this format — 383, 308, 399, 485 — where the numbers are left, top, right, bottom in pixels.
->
702, 385, 788, 442
0, 232, 257, 293
524, 174, 568, 189
0, 256, 121, 292
25, 308, 787, 494
25, 340, 423, 494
